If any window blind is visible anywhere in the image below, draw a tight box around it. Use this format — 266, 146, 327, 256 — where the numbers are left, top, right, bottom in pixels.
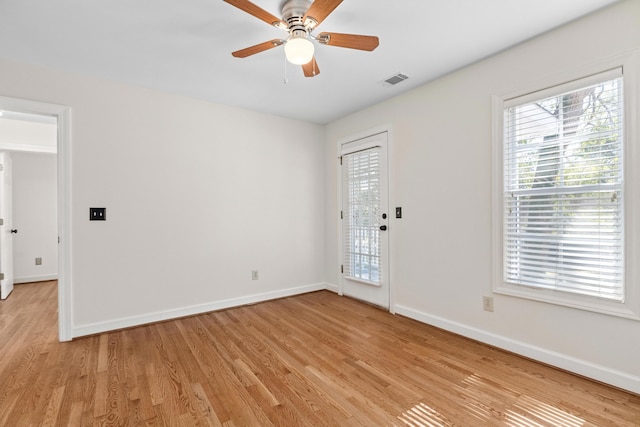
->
343, 147, 382, 284
503, 72, 624, 301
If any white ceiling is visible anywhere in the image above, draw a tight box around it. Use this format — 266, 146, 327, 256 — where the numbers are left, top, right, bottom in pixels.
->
0, 0, 620, 124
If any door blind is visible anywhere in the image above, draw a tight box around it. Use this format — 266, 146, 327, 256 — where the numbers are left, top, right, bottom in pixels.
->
343, 147, 382, 284
503, 72, 624, 300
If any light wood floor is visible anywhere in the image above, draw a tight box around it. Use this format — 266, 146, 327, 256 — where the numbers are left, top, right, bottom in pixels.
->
1, 281, 638, 426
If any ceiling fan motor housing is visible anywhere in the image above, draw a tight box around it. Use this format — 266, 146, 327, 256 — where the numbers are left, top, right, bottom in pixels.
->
281, 0, 313, 33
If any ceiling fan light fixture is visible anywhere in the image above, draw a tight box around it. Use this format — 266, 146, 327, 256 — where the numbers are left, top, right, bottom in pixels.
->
224, 0, 378, 77
284, 36, 314, 65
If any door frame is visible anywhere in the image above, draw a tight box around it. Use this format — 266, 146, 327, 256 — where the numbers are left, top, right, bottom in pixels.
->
336, 124, 394, 313
0, 152, 14, 299
0, 96, 71, 341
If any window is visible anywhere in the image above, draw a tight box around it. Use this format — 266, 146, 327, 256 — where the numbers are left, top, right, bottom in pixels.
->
493, 66, 640, 318
342, 147, 382, 284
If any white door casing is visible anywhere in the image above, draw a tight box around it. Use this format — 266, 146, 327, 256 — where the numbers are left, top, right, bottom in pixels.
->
339, 130, 390, 309
0, 152, 14, 299
0, 96, 71, 341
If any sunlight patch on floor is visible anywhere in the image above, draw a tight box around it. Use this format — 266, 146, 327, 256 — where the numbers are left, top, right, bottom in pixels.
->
505, 395, 586, 426
398, 377, 587, 427
398, 402, 452, 427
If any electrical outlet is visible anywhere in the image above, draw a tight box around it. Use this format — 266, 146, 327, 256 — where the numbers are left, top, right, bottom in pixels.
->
252, 270, 259, 280
35, 257, 42, 265
483, 296, 494, 312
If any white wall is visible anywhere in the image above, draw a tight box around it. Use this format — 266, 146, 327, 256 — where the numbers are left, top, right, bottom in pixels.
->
0, 58, 326, 336
12, 152, 58, 283
325, 0, 640, 393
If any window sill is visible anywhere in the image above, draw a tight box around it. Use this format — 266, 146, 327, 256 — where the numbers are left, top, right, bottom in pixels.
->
343, 276, 382, 287
494, 282, 640, 321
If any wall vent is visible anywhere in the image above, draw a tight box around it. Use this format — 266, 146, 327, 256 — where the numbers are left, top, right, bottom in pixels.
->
379, 73, 409, 87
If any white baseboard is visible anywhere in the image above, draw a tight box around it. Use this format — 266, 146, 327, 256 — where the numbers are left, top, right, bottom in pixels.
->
325, 282, 339, 293
395, 304, 640, 395
72, 282, 328, 338
15, 274, 58, 284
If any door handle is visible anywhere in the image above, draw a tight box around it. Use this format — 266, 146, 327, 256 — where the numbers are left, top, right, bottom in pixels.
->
10, 229, 17, 234
379, 225, 387, 231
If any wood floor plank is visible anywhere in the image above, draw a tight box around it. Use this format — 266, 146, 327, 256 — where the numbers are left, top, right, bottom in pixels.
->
41, 385, 66, 427
1, 281, 638, 426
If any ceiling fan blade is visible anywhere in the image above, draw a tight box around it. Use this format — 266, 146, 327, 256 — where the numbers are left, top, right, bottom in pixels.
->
317, 32, 379, 51
302, 57, 320, 77
303, 0, 343, 29
232, 39, 284, 58
223, 0, 287, 29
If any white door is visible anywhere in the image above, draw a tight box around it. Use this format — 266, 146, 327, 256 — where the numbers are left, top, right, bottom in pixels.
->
340, 132, 389, 309
0, 152, 14, 299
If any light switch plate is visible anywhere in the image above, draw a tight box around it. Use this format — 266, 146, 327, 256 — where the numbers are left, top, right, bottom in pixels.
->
90, 207, 106, 221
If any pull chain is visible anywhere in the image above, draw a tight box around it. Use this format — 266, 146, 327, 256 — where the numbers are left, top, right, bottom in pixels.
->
283, 53, 289, 85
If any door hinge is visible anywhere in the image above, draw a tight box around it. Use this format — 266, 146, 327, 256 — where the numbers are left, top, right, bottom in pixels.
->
0, 218, 3, 226
339, 156, 342, 165
340, 265, 344, 274
340, 210, 343, 219
0, 273, 4, 280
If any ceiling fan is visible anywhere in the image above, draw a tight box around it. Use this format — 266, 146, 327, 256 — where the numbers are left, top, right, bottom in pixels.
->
223, 0, 379, 77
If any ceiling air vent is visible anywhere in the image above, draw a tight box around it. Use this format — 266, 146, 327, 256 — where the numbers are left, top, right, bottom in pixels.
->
379, 73, 409, 87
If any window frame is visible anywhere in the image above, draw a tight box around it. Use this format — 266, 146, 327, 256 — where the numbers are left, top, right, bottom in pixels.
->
491, 52, 640, 320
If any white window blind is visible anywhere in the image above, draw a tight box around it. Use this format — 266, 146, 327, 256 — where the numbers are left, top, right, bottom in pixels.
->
343, 147, 382, 284
503, 70, 624, 301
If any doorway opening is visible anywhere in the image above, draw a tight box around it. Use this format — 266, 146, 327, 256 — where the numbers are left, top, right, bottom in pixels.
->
0, 97, 71, 341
